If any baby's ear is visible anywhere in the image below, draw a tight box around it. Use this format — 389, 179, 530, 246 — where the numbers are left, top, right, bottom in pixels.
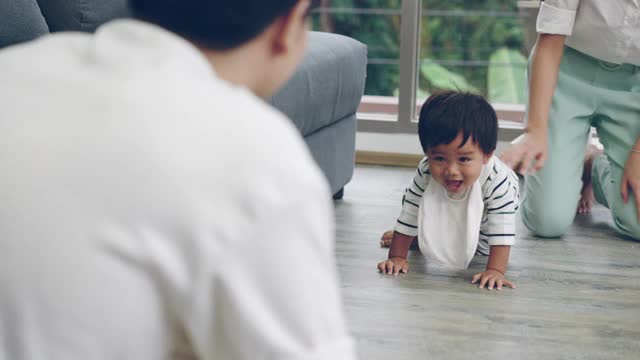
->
482, 151, 494, 164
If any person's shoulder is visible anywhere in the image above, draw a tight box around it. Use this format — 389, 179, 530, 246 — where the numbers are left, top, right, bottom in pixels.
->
188, 82, 329, 197
246, 98, 329, 196
190, 87, 332, 241
0, 32, 90, 76
215, 84, 313, 164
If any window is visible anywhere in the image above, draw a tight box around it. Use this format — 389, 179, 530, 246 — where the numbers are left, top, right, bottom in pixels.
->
311, 0, 537, 135
311, 1, 402, 118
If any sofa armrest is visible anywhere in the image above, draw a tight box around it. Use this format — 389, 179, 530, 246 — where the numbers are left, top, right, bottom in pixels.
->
270, 31, 367, 137
36, 0, 130, 32
0, 0, 50, 48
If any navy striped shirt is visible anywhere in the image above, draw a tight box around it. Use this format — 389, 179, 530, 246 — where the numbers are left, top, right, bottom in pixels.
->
394, 156, 520, 247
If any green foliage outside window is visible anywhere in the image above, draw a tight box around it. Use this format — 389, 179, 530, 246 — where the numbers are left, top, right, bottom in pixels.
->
311, 0, 528, 104
488, 47, 527, 103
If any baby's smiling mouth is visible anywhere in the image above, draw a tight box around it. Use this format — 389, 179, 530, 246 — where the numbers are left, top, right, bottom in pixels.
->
445, 179, 464, 192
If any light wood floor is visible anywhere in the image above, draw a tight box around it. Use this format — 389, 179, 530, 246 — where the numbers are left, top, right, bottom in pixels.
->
335, 165, 640, 360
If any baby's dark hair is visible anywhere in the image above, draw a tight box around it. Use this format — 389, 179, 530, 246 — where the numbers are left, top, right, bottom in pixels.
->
418, 91, 497, 155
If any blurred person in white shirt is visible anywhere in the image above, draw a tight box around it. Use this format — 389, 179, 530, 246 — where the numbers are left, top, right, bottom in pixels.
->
0, 0, 357, 359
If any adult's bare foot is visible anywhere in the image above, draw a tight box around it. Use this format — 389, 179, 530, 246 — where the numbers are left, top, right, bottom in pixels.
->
578, 143, 604, 214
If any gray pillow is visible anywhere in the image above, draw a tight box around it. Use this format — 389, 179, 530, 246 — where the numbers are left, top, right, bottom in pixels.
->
0, 0, 49, 48
36, 0, 130, 33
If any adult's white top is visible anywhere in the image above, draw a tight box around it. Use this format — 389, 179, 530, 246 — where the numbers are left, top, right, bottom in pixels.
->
536, 0, 640, 65
0, 19, 355, 360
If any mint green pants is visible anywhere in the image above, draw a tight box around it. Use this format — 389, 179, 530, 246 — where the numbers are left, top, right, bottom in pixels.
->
522, 46, 640, 240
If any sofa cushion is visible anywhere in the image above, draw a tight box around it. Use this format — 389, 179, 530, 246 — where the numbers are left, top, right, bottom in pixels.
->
36, 0, 130, 32
270, 32, 367, 137
0, 0, 49, 48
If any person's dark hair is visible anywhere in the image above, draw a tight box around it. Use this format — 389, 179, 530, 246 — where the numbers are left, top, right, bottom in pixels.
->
129, 0, 320, 50
418, 91, 497, 155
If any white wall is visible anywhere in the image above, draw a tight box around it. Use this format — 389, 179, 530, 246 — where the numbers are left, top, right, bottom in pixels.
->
356, 132, 422, 154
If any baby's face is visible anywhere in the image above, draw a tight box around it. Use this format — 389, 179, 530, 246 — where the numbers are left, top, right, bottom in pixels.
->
427, 132, 492, 194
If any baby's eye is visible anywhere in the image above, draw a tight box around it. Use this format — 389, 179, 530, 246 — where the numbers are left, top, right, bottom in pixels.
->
459, 157, 471, 163
434, 156, 446, 162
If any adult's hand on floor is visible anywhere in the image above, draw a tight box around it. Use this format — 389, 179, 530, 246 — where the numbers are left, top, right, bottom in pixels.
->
500, 130, 548, 175
621, 150, 640, 223
377, 257, 409, 275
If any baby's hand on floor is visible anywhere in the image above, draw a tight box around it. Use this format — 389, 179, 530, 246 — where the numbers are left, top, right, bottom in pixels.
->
377, 257, 409, 275
471, 269, 516, 291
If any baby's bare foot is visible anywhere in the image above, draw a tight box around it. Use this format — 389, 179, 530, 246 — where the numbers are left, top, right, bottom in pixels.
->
578, 143, 603, 214
380, 230, 419, 249
379, 230, 394, 247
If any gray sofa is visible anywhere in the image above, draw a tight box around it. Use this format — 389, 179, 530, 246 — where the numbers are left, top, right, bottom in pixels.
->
0, 0, 367, 199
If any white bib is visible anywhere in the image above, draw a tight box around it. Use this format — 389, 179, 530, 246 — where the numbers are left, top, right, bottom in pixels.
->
418, 158, 493, 269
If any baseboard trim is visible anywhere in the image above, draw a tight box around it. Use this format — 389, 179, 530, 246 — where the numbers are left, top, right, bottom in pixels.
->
356, 150, 423, 168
